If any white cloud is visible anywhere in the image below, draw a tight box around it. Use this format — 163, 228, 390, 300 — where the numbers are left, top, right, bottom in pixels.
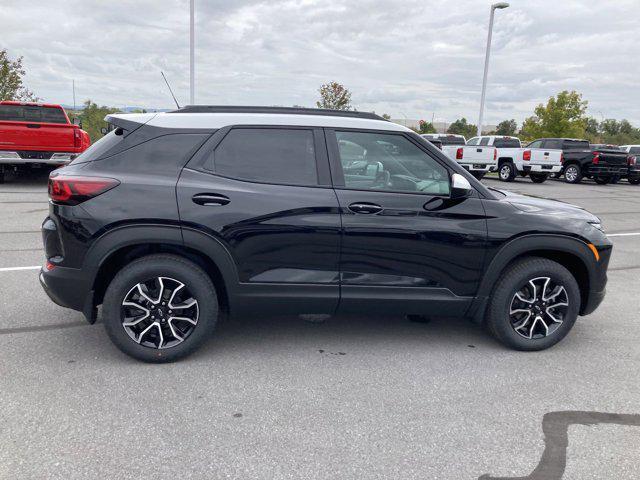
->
1, 0, 639, 125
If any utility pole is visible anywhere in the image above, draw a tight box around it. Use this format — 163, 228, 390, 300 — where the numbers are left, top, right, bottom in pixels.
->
190, 0, 195, 105
477, 2, 509, 136
72, 80, 76, 111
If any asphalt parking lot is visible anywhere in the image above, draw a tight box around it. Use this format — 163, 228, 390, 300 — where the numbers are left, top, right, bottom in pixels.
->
1, 170, 639, 480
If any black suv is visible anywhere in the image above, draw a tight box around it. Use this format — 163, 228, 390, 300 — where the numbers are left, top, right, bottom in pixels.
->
40, 107, 611, 362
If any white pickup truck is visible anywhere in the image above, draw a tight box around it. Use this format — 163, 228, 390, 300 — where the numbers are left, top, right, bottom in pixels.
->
466, 135, 563, 183
421, 134, 497, 179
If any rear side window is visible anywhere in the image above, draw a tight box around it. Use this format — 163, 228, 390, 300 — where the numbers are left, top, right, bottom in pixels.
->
0, 104, 68, 124
209, 128, 317, 186
71, 130, 123, 164
479, 137, 490, 146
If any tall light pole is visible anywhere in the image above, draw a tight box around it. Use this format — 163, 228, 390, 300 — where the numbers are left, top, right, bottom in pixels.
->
477, 2, 509, 136
190, 0, 195, 105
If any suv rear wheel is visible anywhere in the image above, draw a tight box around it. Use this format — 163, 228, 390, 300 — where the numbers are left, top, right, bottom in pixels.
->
486, 257, 580, 351
103, 254, 218, 362
529, 173, 548, 183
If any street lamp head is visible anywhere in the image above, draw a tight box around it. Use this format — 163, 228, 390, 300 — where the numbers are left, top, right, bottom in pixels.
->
492, 2, 510, 9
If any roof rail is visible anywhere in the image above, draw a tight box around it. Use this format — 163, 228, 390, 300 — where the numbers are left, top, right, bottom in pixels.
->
170, 105, 387, 121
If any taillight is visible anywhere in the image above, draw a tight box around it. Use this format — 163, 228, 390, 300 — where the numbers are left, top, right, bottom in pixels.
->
73, 128, 81, 148
48, 175, 119, 206
523, 150, 531, 161
593, 151, 600, 164
456, 147, 464, 160
628, 155, 636, 166
493, 149, 497, 161
560, 153, 564, 164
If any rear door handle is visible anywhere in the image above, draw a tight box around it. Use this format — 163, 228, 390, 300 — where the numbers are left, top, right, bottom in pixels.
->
192, 193, 230, 206
348, 202, 383, 214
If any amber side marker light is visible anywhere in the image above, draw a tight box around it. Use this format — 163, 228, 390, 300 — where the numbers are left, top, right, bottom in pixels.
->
587, 243, 600, 262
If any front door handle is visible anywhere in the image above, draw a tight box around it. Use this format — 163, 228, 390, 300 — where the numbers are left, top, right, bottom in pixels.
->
348, 202, 383, 214
192, 193, 230, 206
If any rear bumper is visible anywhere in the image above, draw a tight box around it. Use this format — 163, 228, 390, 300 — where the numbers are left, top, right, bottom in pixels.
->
523, 164, 562, 173
460, 163, 496, 172
39, 265, 96, 323
588, 165, 628, 177
0, 151, 74, 166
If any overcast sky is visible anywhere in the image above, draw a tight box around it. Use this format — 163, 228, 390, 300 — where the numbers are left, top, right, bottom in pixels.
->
2, 0, 639, 125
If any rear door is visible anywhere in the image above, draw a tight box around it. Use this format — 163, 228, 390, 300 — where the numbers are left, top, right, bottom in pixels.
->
0, 104, 74, 150
326, 129, 488, 316
177, 126, 341, 315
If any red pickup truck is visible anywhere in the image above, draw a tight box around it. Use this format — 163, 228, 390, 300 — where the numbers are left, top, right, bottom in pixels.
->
0, 101, 91, 182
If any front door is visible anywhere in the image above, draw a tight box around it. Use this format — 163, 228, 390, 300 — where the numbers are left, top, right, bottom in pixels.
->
177, 126, 341, 315
326, 129, 488, 316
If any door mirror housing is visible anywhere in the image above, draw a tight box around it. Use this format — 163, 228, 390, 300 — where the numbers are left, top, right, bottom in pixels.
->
451, 173, 473, 199
72, 117, 83, 129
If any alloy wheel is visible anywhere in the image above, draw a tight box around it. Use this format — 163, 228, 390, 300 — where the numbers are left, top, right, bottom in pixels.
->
121, 277, 199, 349
509, 277, 569, 339
499, 164, 512, 180
565, 166, 578, 183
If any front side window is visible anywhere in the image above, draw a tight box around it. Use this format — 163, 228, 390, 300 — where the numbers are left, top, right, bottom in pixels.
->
544, 139, 562, 149
467, 137, 479, 146
210, 128, 317, 186
335, 131, 450, 196
527, 140, 543, 148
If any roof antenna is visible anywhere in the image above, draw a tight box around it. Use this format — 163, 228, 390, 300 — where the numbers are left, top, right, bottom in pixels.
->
161, 71, 181, 109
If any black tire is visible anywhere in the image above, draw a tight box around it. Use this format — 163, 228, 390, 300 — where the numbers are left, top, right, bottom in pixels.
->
563, 164, 582, 184
594, 176, 610, 185
102, 254, 218, 363
471, 171, 486, 180
629, 177, 640, 185
486, 257, 580, 351
498, 162, 515, 182
530, 173, 548, 183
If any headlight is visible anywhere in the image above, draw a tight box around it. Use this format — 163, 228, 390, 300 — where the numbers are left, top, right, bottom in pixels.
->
589, 221, 605, 233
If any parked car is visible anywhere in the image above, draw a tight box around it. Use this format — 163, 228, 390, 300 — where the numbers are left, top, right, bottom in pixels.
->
467, 135, 562, 183
422, 134, 497, 180
618, 145, 640, 185
420, 134, 442, 149
0, 101, 91, 183
528, 138, 627, 184
40, 106, 611, 362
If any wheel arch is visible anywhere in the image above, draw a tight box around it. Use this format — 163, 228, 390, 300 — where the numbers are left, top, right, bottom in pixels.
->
86, 225, 239, 319
468, 234, 597, 322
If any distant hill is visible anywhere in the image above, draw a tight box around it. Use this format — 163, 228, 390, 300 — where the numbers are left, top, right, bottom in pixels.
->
60, 104, 172, 113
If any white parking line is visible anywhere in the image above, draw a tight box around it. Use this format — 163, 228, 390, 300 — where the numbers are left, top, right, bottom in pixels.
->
608, 232, 640, 237
0, 266, 41, 272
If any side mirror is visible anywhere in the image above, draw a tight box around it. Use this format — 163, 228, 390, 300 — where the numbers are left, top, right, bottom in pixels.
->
451, 173, 473, 199
72, 117, 83, 129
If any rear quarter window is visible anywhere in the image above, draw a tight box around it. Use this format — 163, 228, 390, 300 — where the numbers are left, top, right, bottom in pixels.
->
562, 140, 590, 150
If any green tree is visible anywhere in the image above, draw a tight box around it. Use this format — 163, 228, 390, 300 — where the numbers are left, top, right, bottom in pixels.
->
495, 119, 518, 136
520, 90, 588, 139
418, 120, 436, 134
382, 113, 391, 120
584, 117, 600, 142
0, 49, 38, 101
316, 81, 352, 110
78, 100, 120, 142
447, 118, 477, 139
598, 119, 640, 145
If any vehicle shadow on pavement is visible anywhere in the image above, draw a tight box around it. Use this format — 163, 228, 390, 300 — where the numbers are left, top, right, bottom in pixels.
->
478, 411, 640, 480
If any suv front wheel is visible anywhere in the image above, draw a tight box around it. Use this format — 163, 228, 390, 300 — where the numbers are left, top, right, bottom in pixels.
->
486, 257, 580, 351
103, 254, 218, 362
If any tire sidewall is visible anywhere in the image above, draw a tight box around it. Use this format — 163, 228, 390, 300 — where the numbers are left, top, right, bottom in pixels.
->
499, 163, 514, 181
564, 165, 581, 183
103, 256, 218, 362
489, 260, 580, 351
